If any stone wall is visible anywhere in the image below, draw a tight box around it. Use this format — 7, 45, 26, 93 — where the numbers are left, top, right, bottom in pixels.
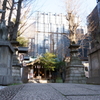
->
88, 45, 100, 84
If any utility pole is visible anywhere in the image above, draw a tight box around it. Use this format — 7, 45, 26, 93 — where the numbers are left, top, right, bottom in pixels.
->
36, 12, 39, 56
43, 12, 45, 54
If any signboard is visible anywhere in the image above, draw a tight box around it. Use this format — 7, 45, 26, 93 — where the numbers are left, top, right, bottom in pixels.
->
19, 54, 24, 61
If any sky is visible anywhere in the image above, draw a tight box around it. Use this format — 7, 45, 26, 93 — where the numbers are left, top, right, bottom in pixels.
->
33, 0, 97, 15
32, 0, 97, 25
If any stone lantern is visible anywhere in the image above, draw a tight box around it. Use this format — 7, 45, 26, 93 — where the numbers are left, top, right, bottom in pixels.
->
65, 13, 86, 84
0, 10, 14, 85
65, 43, 86, 83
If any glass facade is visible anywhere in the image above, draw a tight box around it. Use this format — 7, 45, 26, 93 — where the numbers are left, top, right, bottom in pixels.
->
31, 12, 70, 59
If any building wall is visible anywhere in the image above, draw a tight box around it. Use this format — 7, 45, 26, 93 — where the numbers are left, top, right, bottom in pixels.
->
87, 3, 100, 48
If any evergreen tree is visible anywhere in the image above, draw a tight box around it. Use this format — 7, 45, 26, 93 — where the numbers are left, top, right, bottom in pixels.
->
40, 52, 60, 71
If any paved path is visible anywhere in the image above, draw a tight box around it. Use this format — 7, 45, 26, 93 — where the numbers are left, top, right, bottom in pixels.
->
0, 86, 6, 90
0, 83, 100, 100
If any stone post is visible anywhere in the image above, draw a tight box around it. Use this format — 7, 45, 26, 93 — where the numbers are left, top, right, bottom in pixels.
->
21, 67, 29, 83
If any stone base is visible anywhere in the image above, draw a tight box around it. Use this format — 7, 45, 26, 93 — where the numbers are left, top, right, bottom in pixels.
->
87, 77, 100, 85
65, 65, 86, 84
0, 75, 13, 85
12, 76, 22, 84
0, 41, 14, 85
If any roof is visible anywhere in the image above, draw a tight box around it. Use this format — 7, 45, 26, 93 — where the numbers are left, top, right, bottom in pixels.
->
18, 47, 28, 53
25, 57, 40, 66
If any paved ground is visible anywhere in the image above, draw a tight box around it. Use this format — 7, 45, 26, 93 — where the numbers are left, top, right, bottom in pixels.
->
0, 82, 100, 100
0, 86, 6, 90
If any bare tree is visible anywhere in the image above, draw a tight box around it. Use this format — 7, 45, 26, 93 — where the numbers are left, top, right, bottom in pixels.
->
1, 0, 8, 20
1, 0, 23, 41
56, 0, 86, 62
1, 0, 36, 41
17, 0, 37, 37
64, 0, 83, 44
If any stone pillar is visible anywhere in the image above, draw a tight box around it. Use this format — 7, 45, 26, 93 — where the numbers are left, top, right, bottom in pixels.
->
87, 45, 100, 84
21, 67, 29, 83
65, 44, 86, 84
0, 41, 14, 85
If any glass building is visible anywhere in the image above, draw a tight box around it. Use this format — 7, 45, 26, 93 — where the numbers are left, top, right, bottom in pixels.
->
28, 12, 87, 60
28, 12, 70, 60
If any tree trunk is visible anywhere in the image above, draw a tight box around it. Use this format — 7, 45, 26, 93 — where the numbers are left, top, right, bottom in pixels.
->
1, 0, 7, 21
8, 0, 14, 25
12, 0, 23, 41
44, 68, 46, 79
